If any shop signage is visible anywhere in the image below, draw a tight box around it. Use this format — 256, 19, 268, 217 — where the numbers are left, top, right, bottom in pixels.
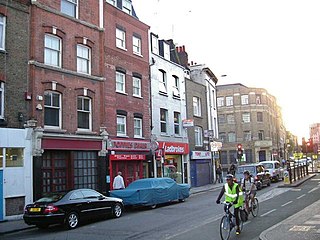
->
182, 119, 194, 128
191, 151, 212, 160
157, 141, 189, 154
109, 139, 150, 151
110, 154, 146, 161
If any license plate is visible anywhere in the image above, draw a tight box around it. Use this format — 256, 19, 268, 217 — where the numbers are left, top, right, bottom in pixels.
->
30, 208, 41, 212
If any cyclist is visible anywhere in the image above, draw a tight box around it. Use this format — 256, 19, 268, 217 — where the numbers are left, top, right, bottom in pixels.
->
240, 170, 257, 214
216, 174, 244, 235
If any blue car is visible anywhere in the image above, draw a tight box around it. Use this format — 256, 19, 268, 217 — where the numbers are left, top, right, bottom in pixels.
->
110, 178, 190, 208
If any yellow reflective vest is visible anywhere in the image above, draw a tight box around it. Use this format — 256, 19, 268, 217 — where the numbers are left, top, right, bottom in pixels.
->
224, 183, 244, 208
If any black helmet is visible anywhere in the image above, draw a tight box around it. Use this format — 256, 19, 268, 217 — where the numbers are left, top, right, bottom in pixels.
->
243, 170, 250, 175
226, 174, 234, 180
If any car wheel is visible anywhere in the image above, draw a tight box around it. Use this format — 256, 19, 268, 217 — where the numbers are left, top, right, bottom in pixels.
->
112, 203, 123, 218
36, 223, 49, 229
65, 211, 79, 230
267, 179, 271, 186
179, 199, 185, 203
150, 204, 157, 209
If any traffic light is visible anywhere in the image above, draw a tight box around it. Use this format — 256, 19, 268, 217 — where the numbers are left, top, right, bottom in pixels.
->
237, 144, 243, 159
307, 138, 313, 153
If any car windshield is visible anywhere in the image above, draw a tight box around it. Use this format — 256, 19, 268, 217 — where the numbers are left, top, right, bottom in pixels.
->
262, 163, 273, 169
36, 192, 66, 203
237, 166, 255, 174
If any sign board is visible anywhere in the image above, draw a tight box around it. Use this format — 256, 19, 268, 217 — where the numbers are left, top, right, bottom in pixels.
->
210, 141, 223, 151
182, 119, 194, 128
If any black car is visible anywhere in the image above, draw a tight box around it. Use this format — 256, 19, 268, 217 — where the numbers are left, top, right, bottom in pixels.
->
23, 189, 124, 229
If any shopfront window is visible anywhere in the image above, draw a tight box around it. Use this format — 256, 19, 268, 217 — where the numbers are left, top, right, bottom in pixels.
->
6, 148, 24, 167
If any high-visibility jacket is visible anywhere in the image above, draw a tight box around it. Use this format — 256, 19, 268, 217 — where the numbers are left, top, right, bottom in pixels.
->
224, 183, 244, 208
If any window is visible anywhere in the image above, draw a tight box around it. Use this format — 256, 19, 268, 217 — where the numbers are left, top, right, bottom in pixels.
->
0, 82, 4, 118
74, 152, 98, 190
163, 42, 170, 60
77, 45, 91, 74
116, 28, 126, 49
244, 131, 251, 141
217, 97, 224, 107
77, 97, 92, 130
258, 130, 264, 140
159, 70, 167, 93
228, 132, 236, 142
44, 91, 61, 128
195, 126, 203, 147
117, 115, 126, 136
133, 36, 141, 55
174, 112, 180, 135
5, 148, 24, 167
256, 94, 261, 104
219, 132, 226, 143
242, 112, 250, 123
44, 35, 61, 67
116, 71, 126, 93
193, 97, 201, 116
160, 108, 168, 134
218, 115, 226, 124
227, 114, 235, 124
122, 0, 132, 14
257, 112, 263, 122
132, 76, 141, 97
172, 75, 180, 97
61, 0, 78, 18
226, 96, 233, 106
0, 15, 5, 50
134, 118, 142, 138
151, 35, 159, 54
106, 0, 116, 6
241, 95, 249, 105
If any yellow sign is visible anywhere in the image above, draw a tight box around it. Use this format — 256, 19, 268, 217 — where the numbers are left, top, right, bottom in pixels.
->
283, 170, 290, 184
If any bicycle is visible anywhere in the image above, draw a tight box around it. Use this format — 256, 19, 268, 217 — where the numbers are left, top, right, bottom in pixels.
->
245, 194, 259, 217
219, 202, 243, 240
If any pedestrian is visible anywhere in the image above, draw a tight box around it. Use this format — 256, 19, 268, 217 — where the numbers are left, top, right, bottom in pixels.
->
229, 163, 236, 176
113, 171, 125, 190
216, 164, 223, 183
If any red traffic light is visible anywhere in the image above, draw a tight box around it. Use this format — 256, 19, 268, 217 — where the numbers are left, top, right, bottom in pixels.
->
237, 144, 242, 150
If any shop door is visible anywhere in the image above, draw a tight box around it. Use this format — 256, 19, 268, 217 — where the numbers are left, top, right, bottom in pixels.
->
112, 161, 143, 187
259, 150, 266, 162
0, 170, 3, 221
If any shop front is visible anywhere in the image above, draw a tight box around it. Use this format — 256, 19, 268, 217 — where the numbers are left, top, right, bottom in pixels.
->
190, 151, 212, 187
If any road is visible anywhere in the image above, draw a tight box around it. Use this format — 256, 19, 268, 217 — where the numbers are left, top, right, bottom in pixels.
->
2, 174, 320, 240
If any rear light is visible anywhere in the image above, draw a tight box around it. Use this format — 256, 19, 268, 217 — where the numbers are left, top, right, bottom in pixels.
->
255, 176, 259, 181
44, 204, 59, 214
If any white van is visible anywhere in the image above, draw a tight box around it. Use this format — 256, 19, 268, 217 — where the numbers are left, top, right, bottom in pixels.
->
261, 160, 284, 182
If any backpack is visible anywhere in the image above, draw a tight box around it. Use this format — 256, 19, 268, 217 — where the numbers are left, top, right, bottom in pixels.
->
242, 176, 252, 189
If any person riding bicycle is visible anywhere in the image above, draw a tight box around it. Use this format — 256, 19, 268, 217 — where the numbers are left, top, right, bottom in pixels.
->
216, 174, 244, 235
240, 170, 257, 214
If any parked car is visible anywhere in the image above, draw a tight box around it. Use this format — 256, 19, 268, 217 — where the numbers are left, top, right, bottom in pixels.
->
261, 160, 284, 182
23, 189, 124, 229
110, 177, 190, 208
235, 163, 271, 190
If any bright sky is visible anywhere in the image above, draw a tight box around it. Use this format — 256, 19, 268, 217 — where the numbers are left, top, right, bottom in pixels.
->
133, 0, 320, 141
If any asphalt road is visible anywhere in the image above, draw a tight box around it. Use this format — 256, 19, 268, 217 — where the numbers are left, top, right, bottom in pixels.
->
2, 175, 320, 240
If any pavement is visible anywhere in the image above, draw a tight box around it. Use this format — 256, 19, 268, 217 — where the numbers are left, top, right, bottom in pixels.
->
0, 174, 319, 239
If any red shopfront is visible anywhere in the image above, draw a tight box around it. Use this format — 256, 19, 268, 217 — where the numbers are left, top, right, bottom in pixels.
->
109, 138, 151, 189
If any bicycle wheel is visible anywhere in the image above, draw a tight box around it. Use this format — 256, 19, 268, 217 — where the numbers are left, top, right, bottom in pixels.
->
250, 197, 259, 217
219, 215, 231, 240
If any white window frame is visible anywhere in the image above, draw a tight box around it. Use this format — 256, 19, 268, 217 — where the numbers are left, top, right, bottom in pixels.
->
133, 36, 142, 55
44, 34, 61, 67
77, 96, 92, 131
116, 28, 126, 50
132, 76, 141, 97
226, 96, 233, 106
163, 42, 170, 60
242, 112, 251, 123
44, 91, 62, 129
116, 71, 126, 93
217, 97, 224, 107
244, 131, 251, 141
241, 95, 249, 105
122, 0, 132, 15
106, 0, 116, 6
151, 35, 159, 54
61, 0, 78, 18
0, 82, 4, 118
172, 75, 180, 97
160, 108, 168, 134
195, 126, 203, 147
0, 15, 6, 50
174, 112, 181, 135
159, 70, 167, 93
117, 115, 127, 136
226, 114, 235, 124
77, 44, 91, 74
134, 118, 142, 138
258, 130, 264, 140
193, 96, 201, 117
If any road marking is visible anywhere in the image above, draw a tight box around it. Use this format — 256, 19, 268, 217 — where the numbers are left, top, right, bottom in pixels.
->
260, 209, 276, 217
308, 187, 319, 193
281, 200, 293, 207
297, 194, 306, 199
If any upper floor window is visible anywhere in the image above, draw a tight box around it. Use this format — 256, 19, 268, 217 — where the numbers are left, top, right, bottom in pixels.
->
159, 69, 167, 93
133, 76, 141, 97
257, 112, 263, 122
241, 94, 249, 105
258, 130, 264, 140
218, 114, 226, 124
61, 0, 78, 18
227, 114, 235, 124
226, 96, 233, 106
163, 42, 170, 60
0, 82, 4, 118
77, 45, 91, 74
44, 35, 61, 67
193, 96, 201, 117
116, 71, 126, 93
44, 91, 61, 128
174, 111, 181, 135
116, 28, 126, 49
107, 0, 116, 6
244, 131, 251, 141
256, 94, 261, 104
160, 108, 168, 134
172, 75, 180, 97
219, 132, 226, 143
0, 15, 5, 50
195, 126, 203, 147
77, 96, 92, 131
151, 34, 159, 54
217, 97, 224, 107
117, 115, 127, 136
134, 118, 142, 138
242, 112, 250, 123
122, 0, 132, 14
133, 36, 141, 55
228, 132, 236, 142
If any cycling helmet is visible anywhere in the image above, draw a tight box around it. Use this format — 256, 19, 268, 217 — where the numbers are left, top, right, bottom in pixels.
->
243, 170, 250, 175
225, 174, 234, 180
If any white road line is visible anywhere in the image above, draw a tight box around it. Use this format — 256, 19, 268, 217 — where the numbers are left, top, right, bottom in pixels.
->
297, 194, 306, 199
281, 201, 293, 207
308, 187, 319, 193
260, 209, 276, 217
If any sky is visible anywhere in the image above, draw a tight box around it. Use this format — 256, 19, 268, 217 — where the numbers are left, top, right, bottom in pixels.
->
133, 0, 320, 141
